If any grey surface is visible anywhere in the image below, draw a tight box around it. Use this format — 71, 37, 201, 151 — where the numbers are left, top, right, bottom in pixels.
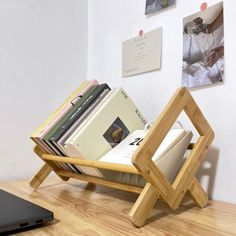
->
0, 189, 53, 234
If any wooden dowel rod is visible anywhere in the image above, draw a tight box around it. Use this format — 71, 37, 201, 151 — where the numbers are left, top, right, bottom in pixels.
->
42, 154, 141, 175
57, 170, 143, 194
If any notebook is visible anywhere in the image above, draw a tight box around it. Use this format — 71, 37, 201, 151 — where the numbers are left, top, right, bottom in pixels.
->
0, 189, 54, 234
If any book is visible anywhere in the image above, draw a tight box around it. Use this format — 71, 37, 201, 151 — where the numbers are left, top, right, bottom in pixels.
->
31, 80, 98, 172
64, 87, 147, 177
56, 88, 110, 157
62, 89, 119, 176
99, 128, 193, 185
42, 85, 99, 153
44, 84, 110, 174
49, 84, 110, 145
31, 80, 97, 140
53, 88, 111, 176
99, 129, 187, 165
30, 80, 98, 154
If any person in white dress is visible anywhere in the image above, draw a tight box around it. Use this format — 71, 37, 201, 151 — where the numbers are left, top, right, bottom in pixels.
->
182, 9, 224, 88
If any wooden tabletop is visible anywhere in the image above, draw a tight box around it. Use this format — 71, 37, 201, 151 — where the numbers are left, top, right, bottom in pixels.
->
0, 177, 236, 236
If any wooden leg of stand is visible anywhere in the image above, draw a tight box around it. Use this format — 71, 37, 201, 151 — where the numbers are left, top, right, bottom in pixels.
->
33, 145, 70, 184
30, 164, 53, 189
187, 177, 208, 208
129, 183, 159, 227
30, 163, 70, 189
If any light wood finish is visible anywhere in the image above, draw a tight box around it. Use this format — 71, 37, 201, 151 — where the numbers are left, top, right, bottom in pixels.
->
29, 164, 52, 189
1, 177, 236, 236
129, 183, 160, 227
32, 146, 70, 182
129, 87, 214, 225
57, 170, 143, 194
42, 154, 140, 175
30, 87, 214, 227
187, 178, 208, 208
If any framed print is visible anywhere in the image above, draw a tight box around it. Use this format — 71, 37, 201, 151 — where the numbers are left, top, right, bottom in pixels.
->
182, 2, 224, 89
145, 0, 175, 15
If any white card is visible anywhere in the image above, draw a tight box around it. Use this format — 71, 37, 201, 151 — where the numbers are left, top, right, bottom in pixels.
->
122, 28, 162, 77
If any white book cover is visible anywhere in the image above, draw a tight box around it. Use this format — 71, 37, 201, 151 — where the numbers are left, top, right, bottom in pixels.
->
62, 89, 117, 176
99, 128, 193, 185
99, 128, 186, 165
65, 88, 147, 164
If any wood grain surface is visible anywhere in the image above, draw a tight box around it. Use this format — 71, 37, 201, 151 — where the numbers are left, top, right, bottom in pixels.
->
1, 177, 236, 235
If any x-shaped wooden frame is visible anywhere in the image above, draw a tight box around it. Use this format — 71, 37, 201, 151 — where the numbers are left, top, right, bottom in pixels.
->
30, 87, 214, 227
129, 87, 214, 226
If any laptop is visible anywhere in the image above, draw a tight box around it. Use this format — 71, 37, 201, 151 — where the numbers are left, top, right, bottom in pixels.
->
0, 189, 54, 234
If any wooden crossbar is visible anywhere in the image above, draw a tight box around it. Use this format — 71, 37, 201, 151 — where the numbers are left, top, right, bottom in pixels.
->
29, 87, 214, 227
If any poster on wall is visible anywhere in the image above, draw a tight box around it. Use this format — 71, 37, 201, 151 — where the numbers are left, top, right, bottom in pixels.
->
182, 1, 224, 89
145, 0, 176, 15
122, 28, 162, 77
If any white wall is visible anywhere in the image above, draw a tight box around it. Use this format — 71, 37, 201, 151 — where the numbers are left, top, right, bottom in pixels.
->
0, 0, 88, 180
87, 0, 236, 203
1, 0, 236, 205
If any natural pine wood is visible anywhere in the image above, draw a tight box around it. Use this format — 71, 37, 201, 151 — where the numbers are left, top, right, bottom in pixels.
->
129, 183, 160, 227
130, 87, 214, 224
32, 145, 70, 182
42, 154, 140, 175
29, 164, 52, 189
30, 87, 214, 227
1, 177, 236, 236
187, 178, 208, 208
57, 170, 143, 194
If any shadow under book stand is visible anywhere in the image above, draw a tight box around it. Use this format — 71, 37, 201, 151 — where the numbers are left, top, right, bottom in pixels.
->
30, 87, 214, 227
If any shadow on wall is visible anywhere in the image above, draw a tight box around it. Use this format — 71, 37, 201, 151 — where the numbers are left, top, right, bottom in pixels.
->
196, 146, 219, 199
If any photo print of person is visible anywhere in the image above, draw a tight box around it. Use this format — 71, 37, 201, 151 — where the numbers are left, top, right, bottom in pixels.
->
145, 0, 175, 15
182, 2, 224, 89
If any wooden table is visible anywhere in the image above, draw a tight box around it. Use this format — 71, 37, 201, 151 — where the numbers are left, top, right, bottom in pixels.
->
0, 177, 236, 236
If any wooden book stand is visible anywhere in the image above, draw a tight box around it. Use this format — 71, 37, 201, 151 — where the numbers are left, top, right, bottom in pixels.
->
30, 87, 214, 227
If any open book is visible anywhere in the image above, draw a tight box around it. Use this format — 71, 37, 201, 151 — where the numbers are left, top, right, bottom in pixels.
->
99, 128, 193, 186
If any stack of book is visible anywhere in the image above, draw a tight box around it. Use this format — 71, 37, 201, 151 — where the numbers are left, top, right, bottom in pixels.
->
31, 80, 147, 177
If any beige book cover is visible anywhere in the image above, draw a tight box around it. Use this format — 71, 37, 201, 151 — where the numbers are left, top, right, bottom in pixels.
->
65, 88, 147, 163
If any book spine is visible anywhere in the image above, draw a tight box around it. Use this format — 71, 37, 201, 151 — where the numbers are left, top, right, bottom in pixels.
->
31, 80, 89, 137
57, 89, 110, 151
31, 137, 70, 171
64, 143, 103, 177
31, 80, 100, 172
32, 80, 98, 139
49, 84, 110, 142
67, 88, 118, 145
43, 85, 98, 143
43, 139, 76, 172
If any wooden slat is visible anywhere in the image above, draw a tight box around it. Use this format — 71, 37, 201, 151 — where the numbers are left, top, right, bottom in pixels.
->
132, 87, 187, 167
33, 146, 70, 183
131, 87, 189, 201
184, 91, 214, 136
187, 178, 208, 208
42, 154, 141, 175
169, 89, 214, 208
129, 87, 214, 224
57, 170, 143, 194
170, 135, 213, 209
29, 164, 53, 189
129, 183, 160, 227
